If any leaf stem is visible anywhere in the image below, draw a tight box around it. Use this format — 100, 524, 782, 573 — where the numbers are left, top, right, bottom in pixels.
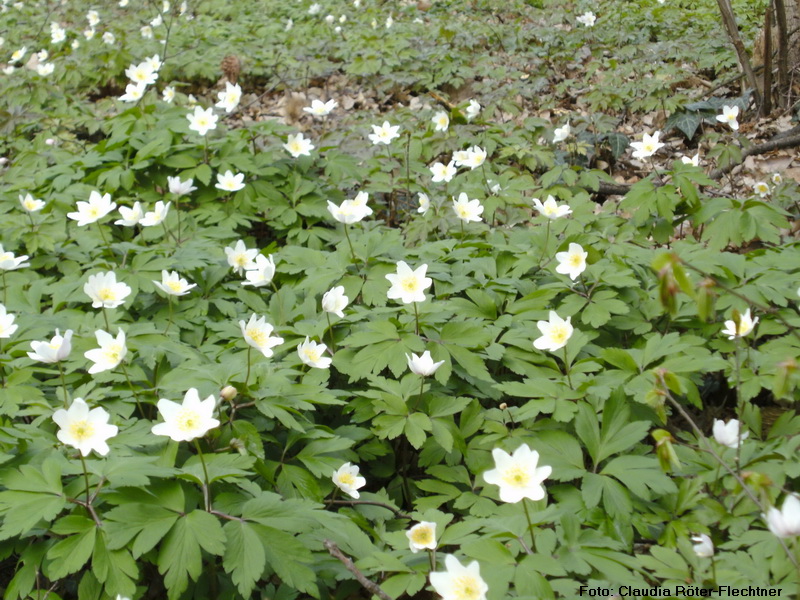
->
57, 362, 69, 407
193, 439, 211, 512
522, 497, 537, 552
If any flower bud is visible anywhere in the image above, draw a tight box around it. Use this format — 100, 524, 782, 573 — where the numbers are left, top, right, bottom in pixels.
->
221, 385, 238, 402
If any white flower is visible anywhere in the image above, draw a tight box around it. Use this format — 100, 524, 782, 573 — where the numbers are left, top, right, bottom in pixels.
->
151, 388, 220, 442
406, 350, 444, 376
691, 534, 714, 558
712, 419, 748, 449
721, 308, 758, 339
50, 23, 66, 44
36, 63, 54, 77
9, 47, 26, 64
303, 99, 338, 117
187, 94, 198, 107
753, 181, 770, 197
242, 254, 276, 287
368, 121, 400, 145
84, 272, 132, 309
240, 314, 284, 358
151, 14, 163, 27
167, 176, 196, 196
339, 15, 347, 23
153, 270, 196, 296
716, 105, 740, 131
2, 66, 15, 75
125, 61, 157, 86
386, 261, 433, 304
215, 170, 245, 192
140, 25, 153, 38
0, 304, 18, 338
452, 193, 484, 223
140, 201, 170, 227
0, 245, 29, 271
483, 443, 552, 503
102, 32, 115, 45
84, 329, 127, 374
553, 121, 571, 142
225, 240, 259, 275
187, 106, 218, 136
459, 146, 487, 170
67, 190, 117, 226
417, 193, 430, 215
297, 337, 332, 369
115, 202, 144, 227
162, 0, 170, 12
120, 0, 129, 6
53, 398, 118, 457
308, 3, 321, 15
765, 495, 800, 538
430, 161, 457, 183
19, 192, 45, 212
406, 521, 437, 553
385, 15, 394, 28
465, 99, 480, 121
576, 11, 596, 27
430, 555, 488, 600
325, 15, 335, 25
432, 111, 449, 132
555, 242, 588, 281
532, 195, 572, 219
215, 81, 242, 113
284, 132, 314, 158
146, 54, 162, 71
681, 153, 700, 166
322, 286, 349, 318
327, 194, 373, 224
163, 86, 175, 103
332, 462, 366, 498
772, 173, 783, 185
86, 10, 100, 27
533, 311, 573, 352
630, 131, 665, 160
285, 18, 293, 31
28, 329, 73, 363
119, 82, 147, 102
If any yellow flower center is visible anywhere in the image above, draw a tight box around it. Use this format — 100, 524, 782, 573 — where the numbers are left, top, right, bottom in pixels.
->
303, 347, 321, 362
457, 206, 470, 218
410, 526, 433, 545
502, 465, 531, 488
0, 252, 12, 261
452, 575, 482, 600
167, 280, 183, 293
289, 141, 303, 153
98, 288, 117, 302
69, 419, 95, 441
246, 327, 267, 346
235, 254, 249, 267
88, 206, 100, 218
401, 276, 419, 293
338, 472, 355, 486
24, 200, 36, 210
568, 254, 583, 267
175, 408, 200, 432
548, 324, 570, 346
103, 343, 122, 363
196, 117, 208, 127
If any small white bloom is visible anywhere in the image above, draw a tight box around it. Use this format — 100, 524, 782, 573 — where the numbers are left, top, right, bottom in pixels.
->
753, 181, 770, 198
53, 398, 118, 457
153, 270, 196, 296
308, 3, 321, 15
28, 329, 73, 364
576, 11, 596, 27
322, 286, 349, 318
454, 146, 486, 170
681, 153, 700, 167
186, 106, 218, 136
406, 521, 437, 553
167, 176, 196, 196
533, 311, 574, 352
417, 192, 430, 215
482, 443, 552, 503
0, 245, 28, 270
721, 308, 758, 339
240, 314, 284, 358
385, 15, 394, 28
285, 18, 293, 31
87, 10, 100, 27
368, 121, 400, 145
119, 82, 147, 102
50, 23, 66, 44
712, 419, 748, 449
84, 272, 132, 309
215, 170, 245, 192
67, 190, 117, 226
19, 193, 45, 213
555, 242, 588, 281
215, 81, 242, 113
325, 14, 335, 24
102, 32, 115, 44
115, 202, 144, 226
242, 254, 277, 287
332, 462, 366, 498
765, 495, 800, 538
0, 304, 18, 339
225, 240, 259, 275
140, 25, 153, 39
465, 99, 480, 121
532, 195, 572, 219
126, 61, 157, 86
146, 54, 162, 71
9, 47, 26, 64
152, 388, 220, 442
691, 534, 714, 558
303, 99, 338, 117
716, 105, 740, 131
430, 161, 457, 183
151, 14, 163, 27
386, 261, 433, 304
327, 193, 373, 224
139, 201, 171, 227
406, 350, 444, 376
630, 131, 665, 160
430, 555, 488, 600
284, 132, 314, 158
298, 337, 332, 369
772, 173, 783, 185
432, 111, 450, 132
452, 193, 484, 223
553, 121, 571, 142
84, 329, 127, 374
163, 86, 176, 103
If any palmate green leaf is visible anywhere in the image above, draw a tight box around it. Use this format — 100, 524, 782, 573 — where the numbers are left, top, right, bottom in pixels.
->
254, 524, 318, 597
92, 531, 138, 597
44, 516, 96, 580
223, 520, 266, 597
158, 510, 226, 600
104, 503, 180, 558
602, 455, 677, 500
0, 458, 66, 539
180, 453, 256, 485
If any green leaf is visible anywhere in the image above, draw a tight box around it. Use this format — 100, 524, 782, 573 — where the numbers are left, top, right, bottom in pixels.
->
223, 520, 266, 597
664, 110, 704, 139
45, 517, 96, 579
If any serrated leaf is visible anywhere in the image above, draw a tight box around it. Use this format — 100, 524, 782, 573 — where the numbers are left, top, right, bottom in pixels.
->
223, 520, 266, 597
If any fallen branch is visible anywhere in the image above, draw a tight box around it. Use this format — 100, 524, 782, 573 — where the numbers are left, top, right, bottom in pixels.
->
323, 540, 393, 600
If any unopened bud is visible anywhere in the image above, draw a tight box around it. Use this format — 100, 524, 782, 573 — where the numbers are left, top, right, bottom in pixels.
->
499, 403, 508, 410
221, 385, 238, 402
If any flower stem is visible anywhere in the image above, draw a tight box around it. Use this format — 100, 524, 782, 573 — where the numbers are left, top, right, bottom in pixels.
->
244, 346, 252, 389
522, 498, 537, 552
57, 362, 69, 407
175, 196, 182, 246
119, 362, 144, 416
562, 346, 573, 389
538, 220, 551, 267
343, 225, 357, 265
79, 454, 91, 506
193, 439, 211, 512
102, 307, 111, 331
95, 222, 114, 267
2, 270, 6, 305
413, 302, 420, 336
428, 548, 436, 572
733, 339, 743, 475
164, 295, 174, 335
204, 135, 210, 164
410, 376, 425, 413
326, 312, 337, 353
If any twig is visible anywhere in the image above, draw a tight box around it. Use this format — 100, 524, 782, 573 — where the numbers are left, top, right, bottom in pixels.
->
323, 540, 393, 600
715, 0, 763, 111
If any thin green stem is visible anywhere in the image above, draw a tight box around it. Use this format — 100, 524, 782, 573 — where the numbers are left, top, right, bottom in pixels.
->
562, 346, 573, 389
413, 302, 420, 336
326, 312, 337, 353
734, 339, 743, 475
204, 135, 209, 164
175, 196, 182, 246
193, 439, 211, 512
0, 339, 4, 387
410, 376, 425, 413
538, 220, 551, 267
79, 454, 91, 506
119, 362, 145, 416
343, 225, 357, 265
3, 270, 7, 305
522, 498, 536, 552
95, 222, 114, 267
244, 346, 252, 389
164, 295, 174, 334
428, 548, 436, 572
57, 362, 69, 407
460, 218, 465, 239
102, 307, 111, 331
